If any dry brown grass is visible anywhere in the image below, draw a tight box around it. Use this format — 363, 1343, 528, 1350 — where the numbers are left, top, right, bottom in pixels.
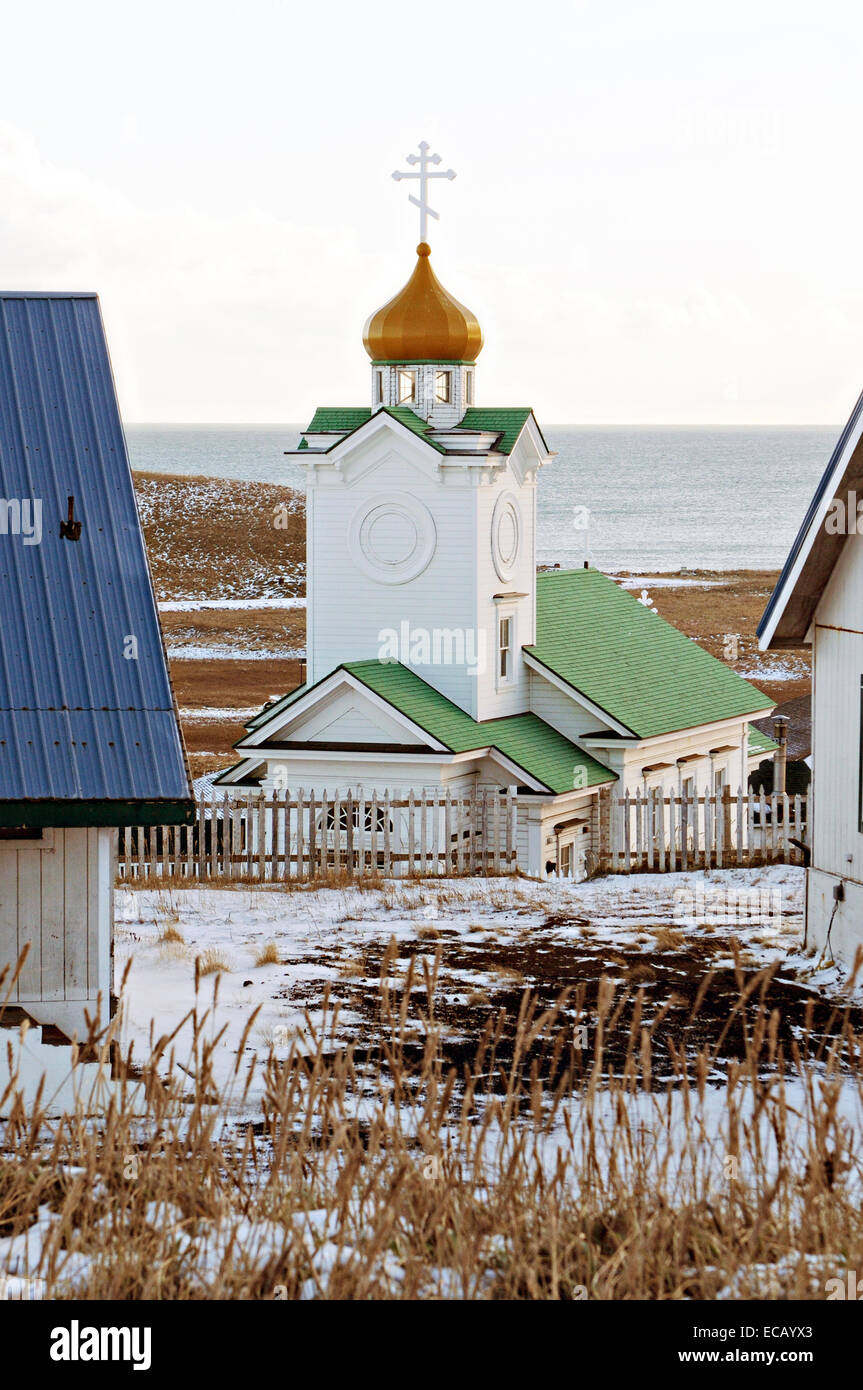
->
254, 942, 281, 967
0, 942, 862, 1300
195, 948, 233, 977
652, 926, 686, 952
337, 958, 367, 979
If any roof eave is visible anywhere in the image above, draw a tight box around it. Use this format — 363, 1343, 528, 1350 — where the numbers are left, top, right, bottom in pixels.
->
758, 386, 863, 650
0, 798, 194, 828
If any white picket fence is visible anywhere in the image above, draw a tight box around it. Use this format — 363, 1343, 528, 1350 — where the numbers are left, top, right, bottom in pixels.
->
609, 786, 808, 873
118, 788, 519, 881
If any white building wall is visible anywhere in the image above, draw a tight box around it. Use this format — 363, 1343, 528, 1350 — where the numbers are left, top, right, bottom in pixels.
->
306, 439, 481, 714
595, 723, 750, 798
474, 467, 537, 721
0, 826, 113, 1038
808, 539, 863, 886
736, 526, 863, 960
306, 427, 539, 724
528, 669, 617, 740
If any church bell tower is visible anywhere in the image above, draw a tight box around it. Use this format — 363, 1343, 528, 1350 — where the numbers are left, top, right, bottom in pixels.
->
294, 143, 549, 723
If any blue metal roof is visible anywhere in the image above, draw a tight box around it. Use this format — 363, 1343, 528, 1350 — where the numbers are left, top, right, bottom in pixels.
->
0, 293, 191, 824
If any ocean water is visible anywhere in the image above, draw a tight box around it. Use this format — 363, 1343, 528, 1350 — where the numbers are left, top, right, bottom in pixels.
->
125, 423, 837, 573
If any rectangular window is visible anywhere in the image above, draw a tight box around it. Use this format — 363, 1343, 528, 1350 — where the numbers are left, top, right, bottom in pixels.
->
499, 615, 512, 681
714, 766, 726, 794
376, 370, 385, 405
435, 370, 451, 404
465, 370, 474, 405
397, 369, 416, 404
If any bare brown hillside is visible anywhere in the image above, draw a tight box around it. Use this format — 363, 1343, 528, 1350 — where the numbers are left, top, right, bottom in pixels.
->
134, 470, 304, 601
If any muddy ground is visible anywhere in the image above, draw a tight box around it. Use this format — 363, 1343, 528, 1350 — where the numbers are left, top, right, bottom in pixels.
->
279, 920, 852, 1094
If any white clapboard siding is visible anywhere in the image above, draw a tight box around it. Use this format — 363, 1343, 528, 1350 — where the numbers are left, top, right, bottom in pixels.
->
0, 826, 112, 1010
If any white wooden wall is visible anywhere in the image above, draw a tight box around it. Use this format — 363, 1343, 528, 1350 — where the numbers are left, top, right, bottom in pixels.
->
0, 826, 113, 1036
306, 425, 537, 723
811, 528, 863, 887
528, 668, 618, 740
473, 463, 537, 722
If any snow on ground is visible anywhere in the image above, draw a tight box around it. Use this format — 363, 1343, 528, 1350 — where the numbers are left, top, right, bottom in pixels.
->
114, 864, 847, 1112
166, 645, 304, 660
615, 575, 725, 589
159, 598, 306, 612
737, 661, 809, 681
179, 707, 260, 720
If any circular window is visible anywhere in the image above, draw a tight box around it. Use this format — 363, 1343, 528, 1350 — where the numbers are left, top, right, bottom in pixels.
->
491, 492, 522, 582
349, 492, 437, 585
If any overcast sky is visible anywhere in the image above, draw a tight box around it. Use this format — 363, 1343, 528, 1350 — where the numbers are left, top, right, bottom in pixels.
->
2, 0, 862, 424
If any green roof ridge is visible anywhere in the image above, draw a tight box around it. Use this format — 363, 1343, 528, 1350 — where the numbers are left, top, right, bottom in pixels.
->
381, 406, 446, 453
300, 405, 446, 454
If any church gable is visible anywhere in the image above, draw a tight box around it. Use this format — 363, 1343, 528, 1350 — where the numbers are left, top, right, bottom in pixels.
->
527, 664, 625, 741
237, 669, 446, 753
273, 686, 428, 748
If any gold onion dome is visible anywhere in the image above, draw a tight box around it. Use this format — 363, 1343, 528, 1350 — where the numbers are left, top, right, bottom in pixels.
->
363, 243, 483, 363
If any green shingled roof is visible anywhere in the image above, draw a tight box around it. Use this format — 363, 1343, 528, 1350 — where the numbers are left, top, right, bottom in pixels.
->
233, 660, 615, 795
526, 568, 773, 740
300, 406, 446, 453
457, 408, 537, 454
297, 405, 539, 457
383, 406, 446, 452
304, 407, 372, 433
748, 726, 779, 757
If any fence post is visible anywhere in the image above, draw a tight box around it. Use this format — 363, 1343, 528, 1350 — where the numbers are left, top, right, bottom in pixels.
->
507, 786, 517, 872
597, 785, 611, 873
308, 790, 317, 880
704, 786, 712, 870
370, 791, 379, 875
721, 786, 731, 868
332, 791, 341, 877
257, 795, 266, 879
481, 789, 489, 877
382, 792, 391, 875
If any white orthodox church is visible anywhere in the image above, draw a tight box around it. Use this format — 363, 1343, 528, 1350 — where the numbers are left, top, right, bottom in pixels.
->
217, 145, 776, 877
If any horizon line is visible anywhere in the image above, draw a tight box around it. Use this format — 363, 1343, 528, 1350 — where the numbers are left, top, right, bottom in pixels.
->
123, 419, 842, 430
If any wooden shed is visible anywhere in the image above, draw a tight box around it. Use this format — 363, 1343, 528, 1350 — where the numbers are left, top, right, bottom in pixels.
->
0, 292, 191, 1040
